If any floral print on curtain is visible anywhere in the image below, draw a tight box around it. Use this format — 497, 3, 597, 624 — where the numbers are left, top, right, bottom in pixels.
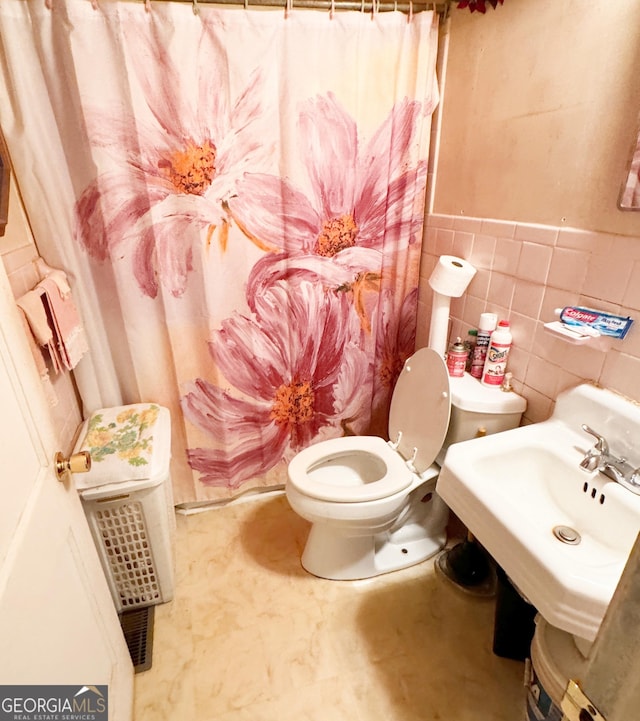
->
182, 280, 369, 488
67, 4, 439, 503
74, 27, 270, 299
179, 94, 430, 489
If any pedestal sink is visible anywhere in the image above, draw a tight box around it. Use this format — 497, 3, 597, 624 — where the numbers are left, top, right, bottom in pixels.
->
436, 382, 640, 641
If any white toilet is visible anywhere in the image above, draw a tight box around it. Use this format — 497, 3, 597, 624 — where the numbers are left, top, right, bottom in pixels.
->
286, 347, 526, 580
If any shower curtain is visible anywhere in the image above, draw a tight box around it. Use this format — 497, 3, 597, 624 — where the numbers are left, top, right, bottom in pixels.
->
0, 0, 439, 505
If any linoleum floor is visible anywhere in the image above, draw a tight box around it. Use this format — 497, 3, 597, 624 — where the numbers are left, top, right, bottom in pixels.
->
133, 493, 525, 720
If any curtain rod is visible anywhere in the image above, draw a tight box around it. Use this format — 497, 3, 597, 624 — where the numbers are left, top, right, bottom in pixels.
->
171, 0, 451, 15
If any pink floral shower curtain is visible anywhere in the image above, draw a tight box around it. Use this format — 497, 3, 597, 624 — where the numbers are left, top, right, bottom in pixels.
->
0, 0, 439, 505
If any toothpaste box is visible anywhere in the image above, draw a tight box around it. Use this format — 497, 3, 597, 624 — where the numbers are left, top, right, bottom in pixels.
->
559, 306, 634, 339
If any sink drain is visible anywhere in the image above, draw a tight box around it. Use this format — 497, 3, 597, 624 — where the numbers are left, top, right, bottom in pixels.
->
553, 525, 581, 545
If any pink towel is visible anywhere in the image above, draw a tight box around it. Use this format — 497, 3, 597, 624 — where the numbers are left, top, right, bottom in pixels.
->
16, 289, 63, 373
37, 277, 88, 371
16, 289, 52, 345
15, 307, 58, 407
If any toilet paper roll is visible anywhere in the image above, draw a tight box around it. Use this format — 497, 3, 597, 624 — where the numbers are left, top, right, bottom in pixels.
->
428, 255, 477, 298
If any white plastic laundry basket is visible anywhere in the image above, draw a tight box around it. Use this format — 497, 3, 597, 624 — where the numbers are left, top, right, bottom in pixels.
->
74, 404, 175, 613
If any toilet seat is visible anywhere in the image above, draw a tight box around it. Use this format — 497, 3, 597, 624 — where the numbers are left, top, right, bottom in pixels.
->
388, 347, 451, 475
288, 435, 414, 502
287, 348, 451, 504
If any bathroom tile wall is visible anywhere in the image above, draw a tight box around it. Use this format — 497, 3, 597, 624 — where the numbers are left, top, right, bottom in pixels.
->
417, 213, 640, 425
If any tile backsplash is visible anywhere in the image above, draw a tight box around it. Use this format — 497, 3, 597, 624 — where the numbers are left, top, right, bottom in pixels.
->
417, 214, 640, 424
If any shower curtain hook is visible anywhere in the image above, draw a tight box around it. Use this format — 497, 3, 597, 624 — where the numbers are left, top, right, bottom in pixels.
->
144, 0, 151, 12
408, 0, 413, 22
244, 0, 248, 9
285, 0, 292, 18
330, 0, 335, 19
360, 0, 365, 14
192, 0, 200, 15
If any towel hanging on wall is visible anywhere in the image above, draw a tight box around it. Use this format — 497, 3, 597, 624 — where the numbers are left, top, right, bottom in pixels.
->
16, 287, 62, 373
17, 262, 89, 374
14, 302, 58, 406
37, 275, 89, 371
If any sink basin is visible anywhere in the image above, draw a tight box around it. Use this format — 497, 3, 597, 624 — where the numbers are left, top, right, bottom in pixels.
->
437, 382, 640, 641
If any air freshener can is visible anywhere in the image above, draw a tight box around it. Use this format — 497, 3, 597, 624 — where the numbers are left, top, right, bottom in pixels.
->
446, 337, 468, 377
469, 313, 498, 378
464, 329, 478, 373
482, 320, 512, 386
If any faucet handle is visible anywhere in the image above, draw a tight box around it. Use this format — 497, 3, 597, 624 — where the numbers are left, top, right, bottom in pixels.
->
579, 452, 600, 472
581, 424, 610, 454
629, 468, 640, 490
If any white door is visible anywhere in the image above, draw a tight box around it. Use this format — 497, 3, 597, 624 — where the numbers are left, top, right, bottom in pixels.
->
0, 264, 133, 718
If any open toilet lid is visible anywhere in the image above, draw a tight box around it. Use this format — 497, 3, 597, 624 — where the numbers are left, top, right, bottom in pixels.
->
388, 347, 451, 474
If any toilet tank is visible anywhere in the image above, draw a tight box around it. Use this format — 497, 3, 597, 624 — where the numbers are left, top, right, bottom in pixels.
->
436, 373, 526, 465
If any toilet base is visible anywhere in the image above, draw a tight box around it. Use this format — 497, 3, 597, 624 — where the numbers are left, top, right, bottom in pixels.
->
301, 523, 446, 581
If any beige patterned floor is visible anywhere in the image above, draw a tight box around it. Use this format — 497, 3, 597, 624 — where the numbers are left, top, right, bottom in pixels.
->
133, 493, 526, 720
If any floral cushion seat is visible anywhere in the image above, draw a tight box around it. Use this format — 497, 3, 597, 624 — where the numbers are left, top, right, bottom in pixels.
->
75, 403, 170, 489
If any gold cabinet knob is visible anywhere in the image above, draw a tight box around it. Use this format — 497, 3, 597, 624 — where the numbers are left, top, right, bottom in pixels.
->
55, 450, 92, 482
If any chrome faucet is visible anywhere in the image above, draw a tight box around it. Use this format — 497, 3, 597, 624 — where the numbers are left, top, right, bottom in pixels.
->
580, 424, 640, 495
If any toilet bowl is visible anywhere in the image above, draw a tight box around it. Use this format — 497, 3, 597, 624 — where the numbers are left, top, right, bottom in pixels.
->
286, 347, 526, 581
